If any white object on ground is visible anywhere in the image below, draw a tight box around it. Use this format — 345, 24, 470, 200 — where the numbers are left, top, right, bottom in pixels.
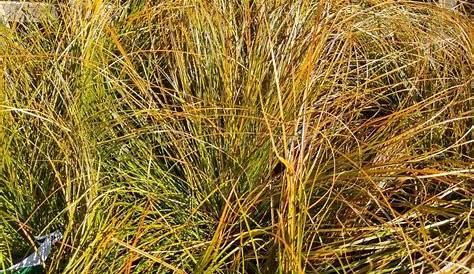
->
0, 230, 63, 273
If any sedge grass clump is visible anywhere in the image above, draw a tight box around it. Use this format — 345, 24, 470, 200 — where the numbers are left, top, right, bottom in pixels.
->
0, 0, 472, 273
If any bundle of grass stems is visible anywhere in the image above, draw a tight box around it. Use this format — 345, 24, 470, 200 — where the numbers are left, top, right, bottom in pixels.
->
0, 0, 472, 273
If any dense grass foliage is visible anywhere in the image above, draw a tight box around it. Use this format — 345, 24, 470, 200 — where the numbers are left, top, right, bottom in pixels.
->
0, 0, 472, 273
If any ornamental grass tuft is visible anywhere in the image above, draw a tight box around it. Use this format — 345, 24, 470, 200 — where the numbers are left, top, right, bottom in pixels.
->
0, 1, 472, 273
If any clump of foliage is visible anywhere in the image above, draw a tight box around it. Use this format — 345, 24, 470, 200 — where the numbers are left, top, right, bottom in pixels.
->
0, 0, 472, 273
